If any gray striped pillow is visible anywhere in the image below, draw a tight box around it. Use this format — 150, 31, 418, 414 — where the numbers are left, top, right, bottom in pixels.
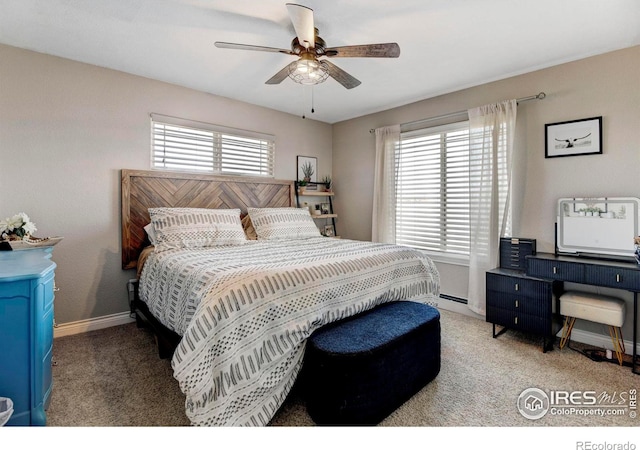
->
148, 207, 246, 252
247, 207, 321, 240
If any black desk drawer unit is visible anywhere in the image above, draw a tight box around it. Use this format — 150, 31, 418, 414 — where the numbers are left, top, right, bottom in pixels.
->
486, 268, 560, 352
500, 238, 536, 271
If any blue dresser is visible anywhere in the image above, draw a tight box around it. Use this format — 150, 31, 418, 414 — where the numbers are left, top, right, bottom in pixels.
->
0, 248, 56, 426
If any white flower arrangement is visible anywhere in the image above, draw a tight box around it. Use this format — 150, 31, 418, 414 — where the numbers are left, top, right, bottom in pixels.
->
0, 212, 37, 240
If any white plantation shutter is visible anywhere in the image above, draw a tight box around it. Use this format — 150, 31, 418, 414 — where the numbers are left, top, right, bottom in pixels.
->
151, 114, 275, 177
395, 122, 471, 259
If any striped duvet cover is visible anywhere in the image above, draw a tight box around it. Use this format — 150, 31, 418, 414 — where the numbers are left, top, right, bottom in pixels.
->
139, 237, 440, 426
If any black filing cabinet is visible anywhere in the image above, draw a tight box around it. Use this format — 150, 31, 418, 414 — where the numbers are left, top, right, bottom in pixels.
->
486, 268, 562, 352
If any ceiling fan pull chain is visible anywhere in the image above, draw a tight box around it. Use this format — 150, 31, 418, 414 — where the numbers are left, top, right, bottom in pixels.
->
311, 86, 315, 114
301, 85, 307, 119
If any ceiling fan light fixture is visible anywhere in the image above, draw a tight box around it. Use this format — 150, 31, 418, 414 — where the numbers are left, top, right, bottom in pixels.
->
288, 56, 329, 85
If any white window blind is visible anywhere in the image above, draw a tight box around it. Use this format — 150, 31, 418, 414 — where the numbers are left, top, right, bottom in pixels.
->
151, 114, 275, 177
395, 122, 471, 258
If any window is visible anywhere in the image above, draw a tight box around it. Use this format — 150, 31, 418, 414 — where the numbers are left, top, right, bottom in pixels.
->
151, 114, 275, 177
395, 122, 471, 260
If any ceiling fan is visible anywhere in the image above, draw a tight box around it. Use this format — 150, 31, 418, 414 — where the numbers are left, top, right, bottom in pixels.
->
214, 3, 400, 89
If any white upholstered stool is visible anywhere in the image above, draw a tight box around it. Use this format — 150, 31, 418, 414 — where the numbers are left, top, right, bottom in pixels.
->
559, 291, 626, 365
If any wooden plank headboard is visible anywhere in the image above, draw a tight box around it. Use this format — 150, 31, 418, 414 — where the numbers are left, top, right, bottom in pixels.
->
121, 169, 295, 270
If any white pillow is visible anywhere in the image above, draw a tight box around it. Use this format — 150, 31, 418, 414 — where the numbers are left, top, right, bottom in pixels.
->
148, 207, 246, 252
144, 223, 157, 245
247, 207, 321, 240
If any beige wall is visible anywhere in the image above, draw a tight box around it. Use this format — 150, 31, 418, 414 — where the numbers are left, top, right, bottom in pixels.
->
0, 44, 332, 325
2, 41, 639, 344
333, 45, 640, 338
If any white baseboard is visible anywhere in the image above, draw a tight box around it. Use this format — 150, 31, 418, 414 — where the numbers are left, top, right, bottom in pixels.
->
55, 299, 476, 339
437, 296, 484, 319
437, 297, 639, 356
53, 312, 136, 339
55, 297, 477, 339
53, 304, 639, 356
558, 327, 638, 356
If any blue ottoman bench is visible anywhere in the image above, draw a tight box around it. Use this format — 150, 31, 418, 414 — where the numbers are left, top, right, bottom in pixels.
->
302, 301, 441, 425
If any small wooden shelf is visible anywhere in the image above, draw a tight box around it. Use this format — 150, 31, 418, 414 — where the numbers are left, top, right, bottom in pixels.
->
298, 189, 334, 196
311, 214, 337, 219
296, 181, 337, 238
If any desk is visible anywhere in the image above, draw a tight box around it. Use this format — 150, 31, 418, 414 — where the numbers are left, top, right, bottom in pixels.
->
526, 252, 639, 375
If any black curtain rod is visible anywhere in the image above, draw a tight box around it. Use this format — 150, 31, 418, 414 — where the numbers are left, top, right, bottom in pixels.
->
369, 92, 546, 133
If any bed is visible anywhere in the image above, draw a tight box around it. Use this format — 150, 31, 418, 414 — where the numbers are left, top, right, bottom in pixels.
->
121, 169, 440, 426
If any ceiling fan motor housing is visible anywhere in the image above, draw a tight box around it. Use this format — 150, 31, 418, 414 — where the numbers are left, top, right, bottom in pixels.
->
291, 28, 327, 56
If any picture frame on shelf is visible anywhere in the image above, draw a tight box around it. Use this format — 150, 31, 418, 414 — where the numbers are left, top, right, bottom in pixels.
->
297, 156, 317, 185
324, 225, 334, 237
545, 116, 602, 158
320, 203, 330, 215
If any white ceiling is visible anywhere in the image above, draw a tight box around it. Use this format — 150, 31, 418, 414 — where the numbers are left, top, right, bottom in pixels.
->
1, 0, 639, 124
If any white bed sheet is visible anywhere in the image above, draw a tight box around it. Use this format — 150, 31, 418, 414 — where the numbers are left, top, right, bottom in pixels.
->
139, 237, 440, 426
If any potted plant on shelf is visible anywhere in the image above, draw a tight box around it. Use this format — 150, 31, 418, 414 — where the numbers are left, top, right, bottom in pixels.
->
298, 179, 308, 194
301, 161, 314, 183
578, 206, 602, 217
321, 175, 332, 192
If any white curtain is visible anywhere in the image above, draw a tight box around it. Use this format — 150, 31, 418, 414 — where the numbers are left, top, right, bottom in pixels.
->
372, 125, 400, 243
467, 100, 518, 315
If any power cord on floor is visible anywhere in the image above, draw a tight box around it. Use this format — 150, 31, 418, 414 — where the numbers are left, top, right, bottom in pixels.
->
561, 338, 633, 368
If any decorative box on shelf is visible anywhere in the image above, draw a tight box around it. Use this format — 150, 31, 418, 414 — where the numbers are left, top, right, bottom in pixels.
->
499, 237, 536, 271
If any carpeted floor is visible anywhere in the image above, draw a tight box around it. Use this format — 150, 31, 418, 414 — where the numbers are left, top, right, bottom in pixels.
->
43, 308, 638, 431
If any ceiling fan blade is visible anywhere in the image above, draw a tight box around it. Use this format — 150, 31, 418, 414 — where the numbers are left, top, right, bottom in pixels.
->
215, 41, 295, 55
325, 43, 401, 58
324, 60, 361, 89
265, 62, 296, 85
286, 3, 315, 49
